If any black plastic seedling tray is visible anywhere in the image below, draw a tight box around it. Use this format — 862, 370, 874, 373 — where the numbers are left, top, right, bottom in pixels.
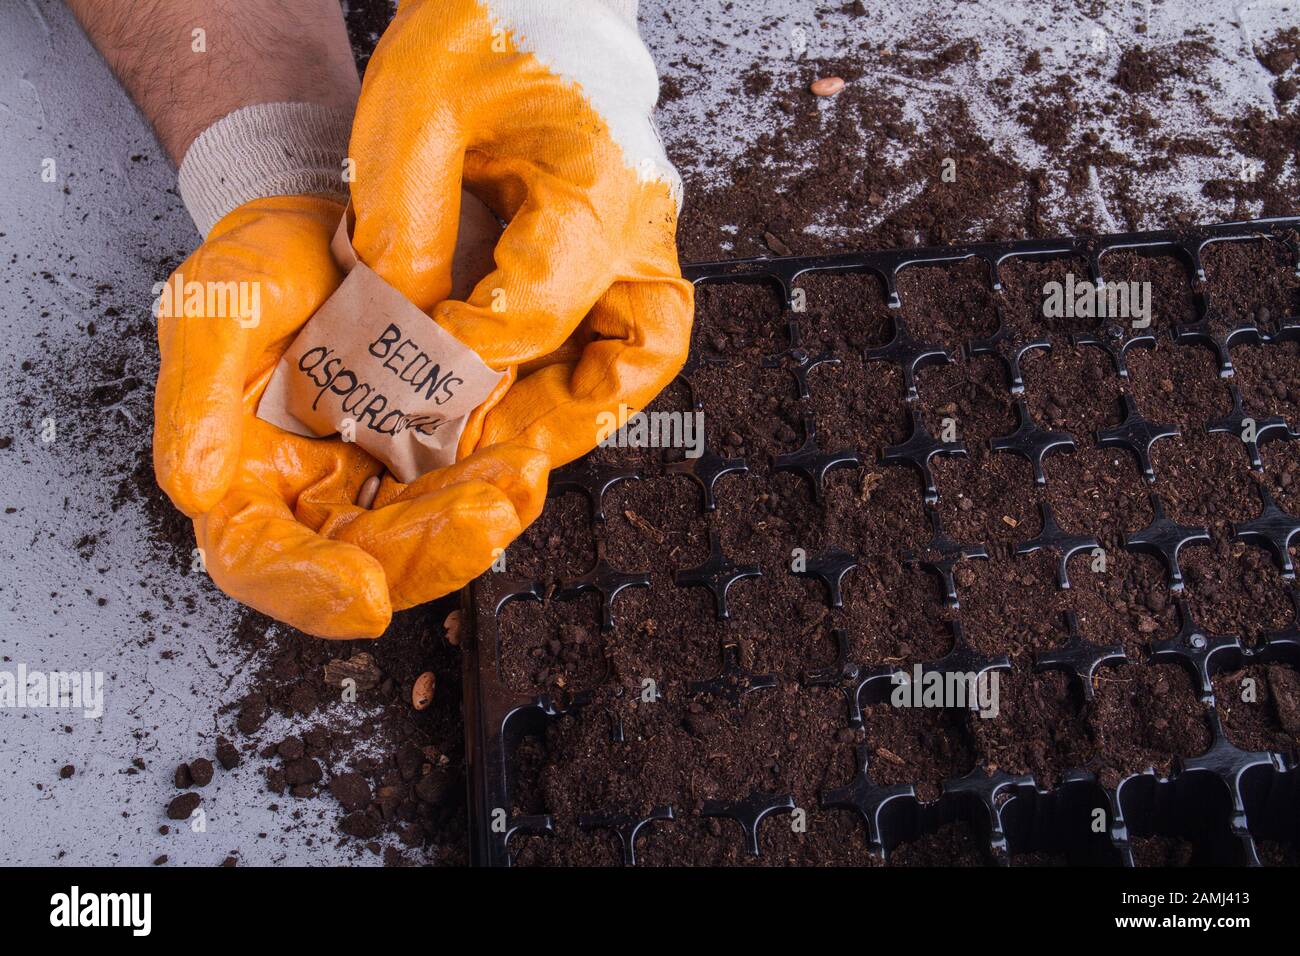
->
461, 216, 1300, 867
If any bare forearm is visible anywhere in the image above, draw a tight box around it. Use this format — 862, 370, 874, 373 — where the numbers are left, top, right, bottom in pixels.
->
65, 0, 360, 165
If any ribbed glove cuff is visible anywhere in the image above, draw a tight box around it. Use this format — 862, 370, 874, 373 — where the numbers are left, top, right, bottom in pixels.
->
177, 102, 352, 238
599, 0, 639, 22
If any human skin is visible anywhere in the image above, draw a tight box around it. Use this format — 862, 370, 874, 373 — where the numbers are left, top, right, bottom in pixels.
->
64, 0, 360, 166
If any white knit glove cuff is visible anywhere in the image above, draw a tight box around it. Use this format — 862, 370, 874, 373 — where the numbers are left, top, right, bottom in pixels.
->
599, 0, 639, 22
177, 102, 352, 238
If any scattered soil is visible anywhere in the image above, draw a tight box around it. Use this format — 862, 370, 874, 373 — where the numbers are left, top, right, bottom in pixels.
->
669, 19, 1300, 260
166, 793, 200, 821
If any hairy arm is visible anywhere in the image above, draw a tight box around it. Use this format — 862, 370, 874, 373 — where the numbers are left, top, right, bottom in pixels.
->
65, 0, 360, 165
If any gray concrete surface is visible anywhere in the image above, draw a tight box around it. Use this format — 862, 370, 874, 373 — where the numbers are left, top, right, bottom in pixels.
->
0, 0, 351, 865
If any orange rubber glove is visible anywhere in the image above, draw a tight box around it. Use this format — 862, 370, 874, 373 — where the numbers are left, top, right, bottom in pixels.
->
349, 0, 694, 469
157, 195, 546, 638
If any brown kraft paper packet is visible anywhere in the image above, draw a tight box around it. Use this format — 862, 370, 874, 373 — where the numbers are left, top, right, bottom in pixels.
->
256, 211, 504, 484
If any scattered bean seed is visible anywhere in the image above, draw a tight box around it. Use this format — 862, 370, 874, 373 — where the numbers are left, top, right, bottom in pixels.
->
443, 610, 462, 646
810, 76, 846, 96
412, 671, 435, 710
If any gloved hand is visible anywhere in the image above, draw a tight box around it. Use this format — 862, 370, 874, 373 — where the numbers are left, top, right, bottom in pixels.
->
157, 123, 544, 637
348, 0, 694, 468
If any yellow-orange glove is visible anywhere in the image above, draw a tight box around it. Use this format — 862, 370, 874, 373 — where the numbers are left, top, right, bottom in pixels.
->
156, 194, 546, 638
349, 0, 694, 468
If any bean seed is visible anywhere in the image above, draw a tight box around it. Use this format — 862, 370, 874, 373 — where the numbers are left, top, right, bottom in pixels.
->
355, 475, 381, 509
412, 671, 435, 710
810, 76, 846, 96
443, 610, 462, 646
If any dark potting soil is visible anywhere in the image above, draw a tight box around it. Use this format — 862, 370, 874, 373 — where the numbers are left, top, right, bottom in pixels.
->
888, 822, 995, 867
33, 0, 1297, 865
1258, 840, 1300, 867
1212, 665, 1300, 755
1130, 834, 1196, 867
491, 225, 1300, 865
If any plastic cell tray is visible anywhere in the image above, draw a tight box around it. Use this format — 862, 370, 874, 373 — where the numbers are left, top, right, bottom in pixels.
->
461, 216, 1300, 867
